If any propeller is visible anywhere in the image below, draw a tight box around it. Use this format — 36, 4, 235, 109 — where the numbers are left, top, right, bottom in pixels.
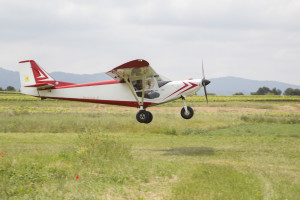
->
201, 60, 210, 103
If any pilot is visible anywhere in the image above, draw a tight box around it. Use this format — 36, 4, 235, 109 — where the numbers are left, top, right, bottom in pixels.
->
146, 80, 152, 89
134, 79, 160, 99
145, 80, 160, 99
134, 80, 143, 91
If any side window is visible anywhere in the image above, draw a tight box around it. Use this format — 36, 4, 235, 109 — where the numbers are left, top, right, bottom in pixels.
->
132, 79, 154, 91
132, 80, 143, 91
132, 78, 160, 99
145, 79, 154, 90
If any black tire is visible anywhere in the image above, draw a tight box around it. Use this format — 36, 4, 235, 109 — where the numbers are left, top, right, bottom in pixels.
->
181, 106, 194, 119
136, 110, 150, 123
145, 111, 153, 123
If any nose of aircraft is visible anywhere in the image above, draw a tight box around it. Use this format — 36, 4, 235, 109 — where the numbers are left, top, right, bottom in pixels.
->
200, 78, 210, 104
202, 79, 211, 86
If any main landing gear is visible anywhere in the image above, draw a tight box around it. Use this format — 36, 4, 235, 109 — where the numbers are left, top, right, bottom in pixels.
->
136, 96, 194, 123
180, 96, 194, 119
136, 110, 153, 124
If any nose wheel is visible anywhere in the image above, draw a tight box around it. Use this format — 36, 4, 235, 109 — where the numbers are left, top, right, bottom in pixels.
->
180, 96, 194, 119
181, 106, 194, 119
136, 110, 153, 123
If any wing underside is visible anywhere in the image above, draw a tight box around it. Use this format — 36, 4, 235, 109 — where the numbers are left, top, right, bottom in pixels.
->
106, 59, 164, 82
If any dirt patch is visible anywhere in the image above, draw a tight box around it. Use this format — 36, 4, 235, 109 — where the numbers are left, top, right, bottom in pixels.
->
64, 104, 300, 113
149, 107, 268, 112
70, 106, 268, 112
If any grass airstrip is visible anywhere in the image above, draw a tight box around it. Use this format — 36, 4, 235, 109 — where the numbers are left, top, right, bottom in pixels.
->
0, 92, 299, 199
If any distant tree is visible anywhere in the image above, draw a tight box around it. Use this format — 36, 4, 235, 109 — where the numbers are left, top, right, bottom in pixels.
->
233, 92, 244, 95
284, 88, 292, 95
251, 87, 271, 95
284, 88, 300, 96
5, 86, 16, 91
0, 87, 3, 91
271, 88, 282, 95
251, 87, 281, 95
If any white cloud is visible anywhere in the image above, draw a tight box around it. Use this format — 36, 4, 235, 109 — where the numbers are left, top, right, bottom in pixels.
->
0, 0, 299, 85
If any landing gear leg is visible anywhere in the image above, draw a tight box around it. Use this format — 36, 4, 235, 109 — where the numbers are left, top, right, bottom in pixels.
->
121, 72, 153, 124
180, 96, 194, 119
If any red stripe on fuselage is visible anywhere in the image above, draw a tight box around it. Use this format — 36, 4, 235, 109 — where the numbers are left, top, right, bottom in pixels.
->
53, 80, 120, 89
164, 82, 188, 99
39, 96, 156, 108
178, 82, 198, 95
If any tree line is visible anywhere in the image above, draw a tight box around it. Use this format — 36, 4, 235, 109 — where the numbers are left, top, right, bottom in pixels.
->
251, 87, 282, 95
234, 87, 300, 96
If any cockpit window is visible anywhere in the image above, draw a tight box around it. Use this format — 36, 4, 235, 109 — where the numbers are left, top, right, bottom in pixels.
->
132, 80, 143, 91
132, 78, 161, 99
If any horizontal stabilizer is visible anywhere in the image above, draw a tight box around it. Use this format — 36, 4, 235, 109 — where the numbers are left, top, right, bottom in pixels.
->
25, 83, 55, 90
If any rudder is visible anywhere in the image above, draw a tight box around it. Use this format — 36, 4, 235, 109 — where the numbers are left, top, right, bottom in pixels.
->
19, 60, 55, 96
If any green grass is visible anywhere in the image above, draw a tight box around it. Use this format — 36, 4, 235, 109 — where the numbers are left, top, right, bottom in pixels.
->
173, 165, 263, 200
0, 92, 299, 199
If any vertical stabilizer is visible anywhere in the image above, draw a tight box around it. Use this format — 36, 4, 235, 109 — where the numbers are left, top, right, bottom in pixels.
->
19, 60, 55, 96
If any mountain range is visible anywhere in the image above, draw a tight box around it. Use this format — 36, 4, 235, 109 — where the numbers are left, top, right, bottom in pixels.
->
1, 67, 299, 95
203, 76, 300, 95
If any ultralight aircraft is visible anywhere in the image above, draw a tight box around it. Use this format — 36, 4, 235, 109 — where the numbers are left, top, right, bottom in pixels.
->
19, 59, 210, 123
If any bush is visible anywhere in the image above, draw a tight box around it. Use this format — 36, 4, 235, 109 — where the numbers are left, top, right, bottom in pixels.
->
6, 86, 16, 91
233, 92, 244, 95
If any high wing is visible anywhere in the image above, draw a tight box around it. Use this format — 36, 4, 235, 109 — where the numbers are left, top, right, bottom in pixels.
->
106, 59, 164, 108
106, 59, 164, 82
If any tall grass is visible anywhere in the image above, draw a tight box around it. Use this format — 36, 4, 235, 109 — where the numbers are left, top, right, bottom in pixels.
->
0, 132, 179, 199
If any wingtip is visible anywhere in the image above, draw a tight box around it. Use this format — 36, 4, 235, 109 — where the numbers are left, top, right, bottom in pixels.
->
19, 60, 34, 64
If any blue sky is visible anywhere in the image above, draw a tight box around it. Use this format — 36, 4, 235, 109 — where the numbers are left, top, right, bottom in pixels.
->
1, 0, 300, 85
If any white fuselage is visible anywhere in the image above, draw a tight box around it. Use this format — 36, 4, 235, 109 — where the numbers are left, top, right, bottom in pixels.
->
31, 79, 202, 108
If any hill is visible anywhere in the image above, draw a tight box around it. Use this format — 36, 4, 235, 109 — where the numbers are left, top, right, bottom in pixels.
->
0, 67, 299, 94
204, 76, 300, 95
0, 68, 20, 91
0, 68, 111, 91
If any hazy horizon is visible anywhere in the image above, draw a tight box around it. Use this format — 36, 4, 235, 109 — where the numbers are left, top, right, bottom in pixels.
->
1, 66, 300, 89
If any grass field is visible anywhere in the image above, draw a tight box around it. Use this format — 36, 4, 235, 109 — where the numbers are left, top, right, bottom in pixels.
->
0, 92, 299, 199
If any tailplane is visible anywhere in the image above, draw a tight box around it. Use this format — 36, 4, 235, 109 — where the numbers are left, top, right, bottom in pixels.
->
19, 60, 74, 96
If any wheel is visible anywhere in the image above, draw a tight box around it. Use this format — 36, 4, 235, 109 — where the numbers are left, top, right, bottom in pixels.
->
181, 106, 194, 119
136, 110, 150, 123
145, 111, 153, 123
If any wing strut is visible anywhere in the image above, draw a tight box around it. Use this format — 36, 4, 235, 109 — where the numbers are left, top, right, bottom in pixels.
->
123, 75, 141, 105
119, 70, 147, 109
141, 72, 146, 107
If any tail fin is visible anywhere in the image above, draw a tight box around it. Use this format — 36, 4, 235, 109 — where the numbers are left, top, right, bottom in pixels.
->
19, 60, 55, 96
19, 60, 55, 85
19, 60, 75, 96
